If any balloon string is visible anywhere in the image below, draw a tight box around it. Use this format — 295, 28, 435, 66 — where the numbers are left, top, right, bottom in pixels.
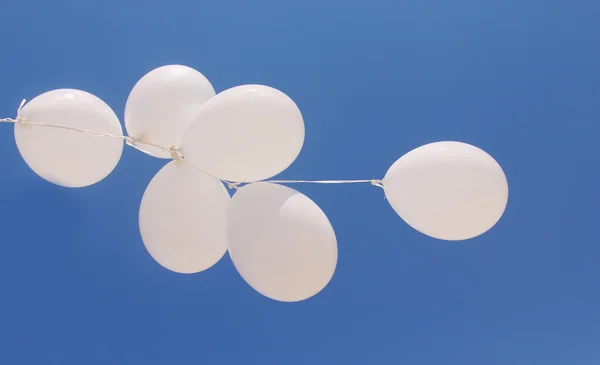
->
1, 114, 172, 157
266, 179, 384, 188
2, 99, 384, 190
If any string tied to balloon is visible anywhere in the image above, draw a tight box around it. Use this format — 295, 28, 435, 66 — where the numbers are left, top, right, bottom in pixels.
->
266, 178, 385, 189
371, 179, 384, 188
169, 146, 184, 161
0, 99, 27, 125
227, 182, 240, 190
3, 98, 387, 193
124, 135, 138, 147
1, 109, 386, 194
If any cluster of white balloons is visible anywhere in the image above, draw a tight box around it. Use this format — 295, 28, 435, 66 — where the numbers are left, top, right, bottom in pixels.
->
7, 64, 509, 302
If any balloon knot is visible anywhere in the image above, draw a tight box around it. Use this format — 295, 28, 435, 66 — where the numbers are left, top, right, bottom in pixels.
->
371, 179, 384, 188
169, 146, 183, 161
124, 136, 137, 147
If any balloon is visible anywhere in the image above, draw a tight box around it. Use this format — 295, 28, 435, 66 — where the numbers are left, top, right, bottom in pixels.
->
227, 182, 337, 302
124, 65, 216, 158
383, 141, 508, 241
139, 160, 230, 274
181, 85, 305, 183
14, 89, 123, 188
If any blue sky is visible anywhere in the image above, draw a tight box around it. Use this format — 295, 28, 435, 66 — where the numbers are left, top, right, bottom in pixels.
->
1, 0, 599, 363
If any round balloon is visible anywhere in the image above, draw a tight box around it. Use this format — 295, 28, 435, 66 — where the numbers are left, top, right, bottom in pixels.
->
227, 182, 337, 302
139, 160, 230, 274
181, 85, 305, 183
14, 89, 123, 188
383, 141, 508, 241
124, 65, 216, 158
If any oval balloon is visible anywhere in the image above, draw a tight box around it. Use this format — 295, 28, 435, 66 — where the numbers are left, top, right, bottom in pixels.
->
125, 65, 216, 158
181, 85, 305, 183
383, 141, 508, 241
139, 160, 230, 274
227, 182, 337, 302
14, 89, 123, 188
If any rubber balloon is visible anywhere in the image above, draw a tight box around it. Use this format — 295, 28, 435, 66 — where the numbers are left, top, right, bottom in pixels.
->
383, 141, 508, 241
139, 160, 230, 274
227, 182, 337, 302
181, 85, 305, 183
125, 65, 216, 158
14, 89, 123, 188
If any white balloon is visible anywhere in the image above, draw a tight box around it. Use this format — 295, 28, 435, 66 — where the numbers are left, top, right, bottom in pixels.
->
181, 85, 305, 183
139, 160, 230, 274
125, 65, 216, 158
14, 89, 123, 188
227, 182, 337, 302
383, 141, 508, 241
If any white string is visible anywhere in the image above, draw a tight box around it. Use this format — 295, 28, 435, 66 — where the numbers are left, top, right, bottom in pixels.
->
2, 99, 384, 190
2, 103, 172, 157
267, 179, 384, 188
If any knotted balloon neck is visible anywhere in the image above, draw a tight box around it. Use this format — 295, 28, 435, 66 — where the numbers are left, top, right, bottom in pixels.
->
0, 99, 28, 125
371, 179, 384, 188
169, 146, 183, 161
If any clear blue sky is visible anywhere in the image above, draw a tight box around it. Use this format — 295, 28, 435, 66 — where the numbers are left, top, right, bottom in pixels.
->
1, 0, 599, 363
